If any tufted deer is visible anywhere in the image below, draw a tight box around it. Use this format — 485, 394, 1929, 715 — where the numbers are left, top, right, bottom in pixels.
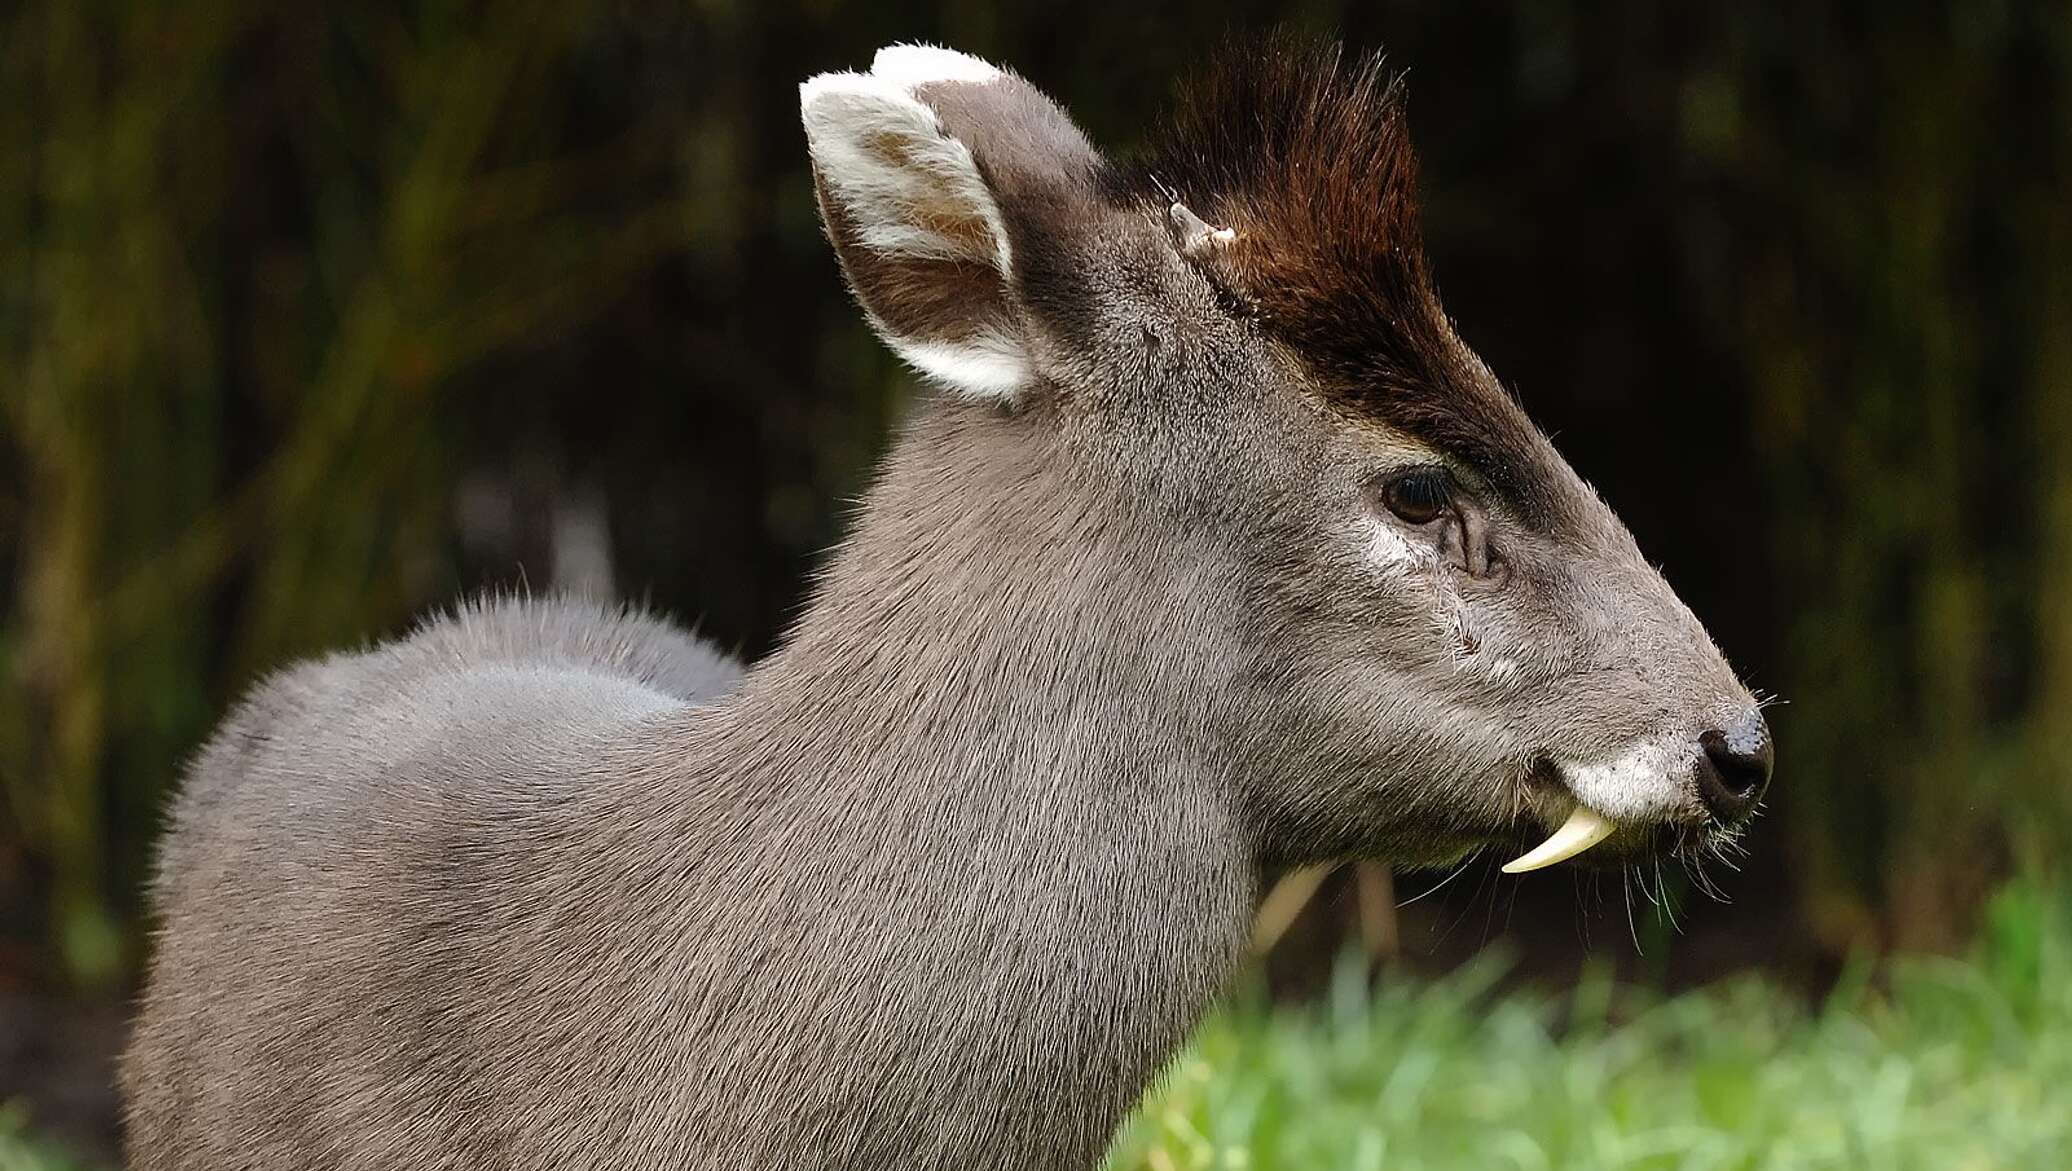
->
124, 41, 1774, 1170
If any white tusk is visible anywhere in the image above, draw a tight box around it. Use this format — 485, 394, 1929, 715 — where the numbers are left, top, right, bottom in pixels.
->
1501, 805, 1616, 874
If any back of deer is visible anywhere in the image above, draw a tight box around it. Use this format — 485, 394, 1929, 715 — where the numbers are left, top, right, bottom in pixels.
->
124, 601, 750, 1167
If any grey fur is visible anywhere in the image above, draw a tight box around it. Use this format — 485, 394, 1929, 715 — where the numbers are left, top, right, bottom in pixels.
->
123, 44, 1765, 1170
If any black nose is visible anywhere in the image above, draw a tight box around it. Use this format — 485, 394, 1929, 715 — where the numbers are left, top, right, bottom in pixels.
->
1696, 711, 1773, 825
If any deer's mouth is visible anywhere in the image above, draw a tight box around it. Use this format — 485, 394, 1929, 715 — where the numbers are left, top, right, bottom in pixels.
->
1499, 755, 1709, 873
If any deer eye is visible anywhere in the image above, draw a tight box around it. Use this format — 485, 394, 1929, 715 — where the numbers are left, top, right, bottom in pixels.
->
1374, 467, 1452, 525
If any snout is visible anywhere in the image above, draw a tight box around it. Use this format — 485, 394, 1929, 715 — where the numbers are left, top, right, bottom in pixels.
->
1507, 706, 1775, 872
1694, 709, 1773, 825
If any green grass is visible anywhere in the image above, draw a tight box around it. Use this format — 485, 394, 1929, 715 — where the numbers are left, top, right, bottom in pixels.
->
0, 1107, 89, 1171
5, 882, 2064, 1170
1107, 880, 2069, 1170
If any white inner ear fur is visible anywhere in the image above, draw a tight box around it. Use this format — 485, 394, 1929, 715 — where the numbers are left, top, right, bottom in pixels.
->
870, 44, 1002, 88
798, 73, 1013, 274
801, 48, 1024, 403
892, 329, 1030, 399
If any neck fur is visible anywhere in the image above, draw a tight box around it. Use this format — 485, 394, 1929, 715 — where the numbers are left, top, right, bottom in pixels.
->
644, 404, 1256, 1166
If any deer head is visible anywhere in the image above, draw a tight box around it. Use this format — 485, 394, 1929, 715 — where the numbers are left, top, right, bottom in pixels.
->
800, 41, 1771, 878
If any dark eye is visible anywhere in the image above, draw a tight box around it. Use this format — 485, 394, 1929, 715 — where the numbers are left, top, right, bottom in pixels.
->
1375, 467, 1452, 525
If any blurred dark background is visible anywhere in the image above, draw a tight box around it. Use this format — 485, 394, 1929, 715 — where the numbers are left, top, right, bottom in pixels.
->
3, 0, 2068, 1158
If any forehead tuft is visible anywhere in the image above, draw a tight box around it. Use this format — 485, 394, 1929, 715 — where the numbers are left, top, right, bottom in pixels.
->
1111, 39, 1572, 529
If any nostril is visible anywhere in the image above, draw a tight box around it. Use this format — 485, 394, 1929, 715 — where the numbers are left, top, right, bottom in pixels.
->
1697, 713, 1774, 824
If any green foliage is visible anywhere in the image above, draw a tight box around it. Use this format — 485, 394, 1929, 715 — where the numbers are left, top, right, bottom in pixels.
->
0, 1107, 90, 1171
1108, 879, 2071, 1170
1, 0, 781, 988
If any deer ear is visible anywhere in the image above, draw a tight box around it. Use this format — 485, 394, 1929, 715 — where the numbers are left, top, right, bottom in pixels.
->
801, 46, 1096, 406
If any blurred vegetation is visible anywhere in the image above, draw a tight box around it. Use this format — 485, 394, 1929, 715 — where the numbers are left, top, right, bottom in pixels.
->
1108, 877, 2071, 1170
0, 0, 2066, 1045
0, 1107, 93, 1171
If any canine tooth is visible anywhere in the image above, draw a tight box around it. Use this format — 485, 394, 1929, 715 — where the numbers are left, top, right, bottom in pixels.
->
1501, 805, 1616, 874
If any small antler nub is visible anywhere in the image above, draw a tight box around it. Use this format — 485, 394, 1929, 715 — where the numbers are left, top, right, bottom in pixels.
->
1167, 202, 1237, 258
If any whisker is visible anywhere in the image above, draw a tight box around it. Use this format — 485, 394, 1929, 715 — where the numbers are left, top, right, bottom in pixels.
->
1622, 868, 1644, 955
1571, 871, 1593, 949
1682, 854, 1709, 902
1396, 854, 1474, 908
1432, 860, 1497, 949
1657, 857, 1685, 935
1685, 848, 1730, 904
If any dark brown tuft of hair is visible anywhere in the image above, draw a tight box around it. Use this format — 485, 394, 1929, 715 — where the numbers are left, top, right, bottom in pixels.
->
1114, 38, 1570, 528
